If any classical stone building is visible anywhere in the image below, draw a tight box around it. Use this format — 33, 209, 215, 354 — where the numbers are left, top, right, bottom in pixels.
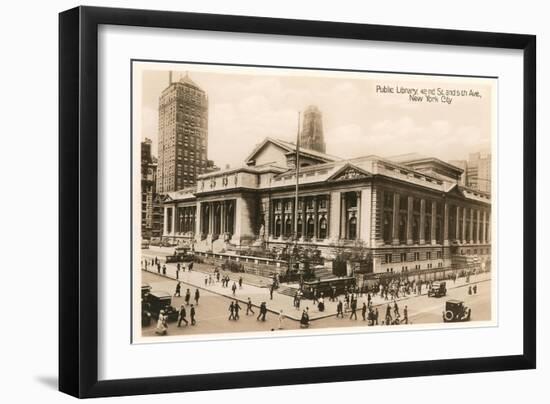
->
156, 72, 209, 193
161, 138, 491, 275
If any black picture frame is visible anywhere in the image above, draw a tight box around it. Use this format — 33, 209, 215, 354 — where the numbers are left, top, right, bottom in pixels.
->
59, 5, 536, 398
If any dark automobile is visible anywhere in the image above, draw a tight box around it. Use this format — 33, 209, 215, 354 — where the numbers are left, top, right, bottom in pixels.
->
166, 247, 194, 263
442, 299, 471, 322
427, 281, 447, 297
146, 290, 179, 322
141, 283, 152, 299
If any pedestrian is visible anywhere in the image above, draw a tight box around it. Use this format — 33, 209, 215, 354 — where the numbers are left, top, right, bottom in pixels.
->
204, 277, 208, 287
473, 284, 478, 294
194, 289, 200, 305
188, 261, 194, 271
176, 263, 180, 279
174, 281, 181, 297
393, 300, 400, 317
468, 285, 472, 295
246, 297, 255, 315
190, 304, 196, 325
349, 298, 357, 320
300, 307, 310, 328
162, 264, 166, 275
177, 305, 188, 327
278, 310, 285, 329
216, 271, 220, 282
208, 275, 213, 285
361, 302, 367, 321
257, 302, 267, 321
155, 310, 168, 335
336, 299, 344, 318
269, 284, 274, 300
184, 289, 191, 305
228, 301, 235, 320
234, 300, 242, 320
374, 308, 379, 325
157, 263, 160, 273
403, 305, 409, 324
231, 282, 237, 296
239, 276, 243, 289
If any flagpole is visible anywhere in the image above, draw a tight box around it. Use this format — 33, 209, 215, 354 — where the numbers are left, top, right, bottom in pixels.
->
294, 111, 301, 243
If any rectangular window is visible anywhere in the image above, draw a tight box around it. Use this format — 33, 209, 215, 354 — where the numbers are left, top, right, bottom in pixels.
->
426, 252, 431, 260
414, 252, 420, 261
385, 253, 392, 263
400, 252, 407, 262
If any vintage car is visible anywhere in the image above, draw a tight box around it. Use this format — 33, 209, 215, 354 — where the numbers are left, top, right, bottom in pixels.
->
145, 290, 179, 322
428, 281, 447, 297
141, 283, 152, 299
165, 247, 194, 263
442, 299, 471, 322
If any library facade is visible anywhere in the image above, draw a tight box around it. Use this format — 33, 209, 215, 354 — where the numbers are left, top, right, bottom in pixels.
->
160, 138, 491, 275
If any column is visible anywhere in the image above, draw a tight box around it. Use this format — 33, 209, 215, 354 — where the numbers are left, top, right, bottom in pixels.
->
340, 193, 347, 239
419, 198, 426, 245
195, 203, 202, 239
482, 210, 487, 243
455, 206, 460, 243
265, 198, 271, 238
462, 207, 467, 243
329, 192, 340, 240
163, 205, 169, 236
468, 208, 474, 244
301, 198, 307, 240
356, 191, 361, 241
313, 197, 318, 240
279, 200, 285, 240
220, 201, 226, 234
392, 193, 400, 245
430, 202, 437, 245
487, 212, 491, 243
406, 196, 413, 245
170, 207, 176, 236
443, 202, 449, 246
208, 203, 214, 235
476, 209, 481, 244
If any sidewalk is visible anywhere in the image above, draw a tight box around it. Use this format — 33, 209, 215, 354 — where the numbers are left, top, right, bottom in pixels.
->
141, 251, 491, 321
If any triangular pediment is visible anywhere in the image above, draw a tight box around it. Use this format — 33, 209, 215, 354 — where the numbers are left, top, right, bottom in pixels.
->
327, 164, 372, 182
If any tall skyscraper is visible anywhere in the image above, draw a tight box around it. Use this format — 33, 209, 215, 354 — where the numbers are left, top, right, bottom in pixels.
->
141, 138, 160, 239
300, 105, 326, 153
467, 152, 491, 193
157, 72, 209, 193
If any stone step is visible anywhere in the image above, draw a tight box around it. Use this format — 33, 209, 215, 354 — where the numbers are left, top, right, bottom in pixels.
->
277, 286, 300, 297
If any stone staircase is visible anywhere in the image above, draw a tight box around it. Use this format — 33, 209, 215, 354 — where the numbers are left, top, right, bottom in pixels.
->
277, 285, 300, 297
313, 267, 335, 280
451, 254, 481, 271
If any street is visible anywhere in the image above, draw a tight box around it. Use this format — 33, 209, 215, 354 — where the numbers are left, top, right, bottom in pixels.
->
141, 262, 492, 337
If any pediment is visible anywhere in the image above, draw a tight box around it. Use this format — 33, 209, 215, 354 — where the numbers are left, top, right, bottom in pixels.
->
328, 164, 372, 182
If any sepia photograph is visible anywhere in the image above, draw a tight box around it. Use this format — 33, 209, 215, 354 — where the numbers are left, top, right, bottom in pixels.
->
132, 61, 496, 342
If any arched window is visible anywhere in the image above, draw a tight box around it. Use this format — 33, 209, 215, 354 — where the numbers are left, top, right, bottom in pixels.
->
319, 217, 328, 239
348, 217, 357, 240
284, 218, 292, 237
306, 217, 315, 239
274, 218, 281, 238
297, 218, 303, 239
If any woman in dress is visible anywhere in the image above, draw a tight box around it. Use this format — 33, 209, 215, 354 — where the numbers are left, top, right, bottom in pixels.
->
155, 310, 168, 335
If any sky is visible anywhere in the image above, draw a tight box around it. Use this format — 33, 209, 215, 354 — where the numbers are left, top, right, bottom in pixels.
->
137, 62, 494, 169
